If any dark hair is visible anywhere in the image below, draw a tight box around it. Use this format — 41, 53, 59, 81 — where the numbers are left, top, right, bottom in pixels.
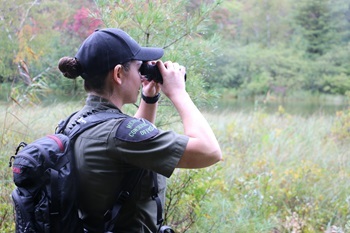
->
58, 57, 131, 94
58, 57, 82, 79
58, 56, 108, 93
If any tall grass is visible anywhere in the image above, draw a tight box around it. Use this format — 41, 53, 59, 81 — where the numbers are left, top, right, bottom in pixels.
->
187, 109, 350, 233
1, 103, 350, 232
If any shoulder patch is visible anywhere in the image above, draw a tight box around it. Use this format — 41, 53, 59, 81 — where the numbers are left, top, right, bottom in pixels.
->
115, 117, 159, 142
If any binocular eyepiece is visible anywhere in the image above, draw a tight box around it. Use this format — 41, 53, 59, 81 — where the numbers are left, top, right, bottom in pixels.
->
139, 63, 186, 84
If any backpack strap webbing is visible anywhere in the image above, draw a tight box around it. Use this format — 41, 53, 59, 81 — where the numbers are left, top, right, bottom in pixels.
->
104, 171, 164, 232
56, 110, 126, 139
104, 169, 145, 232
152, 172, 164, 231
50, 168, 61, 233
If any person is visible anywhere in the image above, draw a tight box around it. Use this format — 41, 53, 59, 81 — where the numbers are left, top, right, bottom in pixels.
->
58, 28, 222, 233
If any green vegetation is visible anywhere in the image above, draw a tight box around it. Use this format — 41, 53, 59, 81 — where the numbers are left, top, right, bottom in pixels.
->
208, 0, 350, 97
193, 108, 350, 232
0, 0, 222, 105
1, 0, 349, 103
1, 0, 350, 232
1, 103, 350, 232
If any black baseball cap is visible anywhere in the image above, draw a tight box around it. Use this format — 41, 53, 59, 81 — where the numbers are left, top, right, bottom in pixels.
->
75, 28, 164, 79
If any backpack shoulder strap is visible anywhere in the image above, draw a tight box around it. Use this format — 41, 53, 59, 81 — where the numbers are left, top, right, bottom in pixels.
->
151, 172, 164, 231
104, 169, 145, 232
55, 111, 78, 134
104, 171, 164, 232
57, 110, 126, 139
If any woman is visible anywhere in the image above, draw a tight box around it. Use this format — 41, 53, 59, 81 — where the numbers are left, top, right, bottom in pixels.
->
58, 28, 222, 233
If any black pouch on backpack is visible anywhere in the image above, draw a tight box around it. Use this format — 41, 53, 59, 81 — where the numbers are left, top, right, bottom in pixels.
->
10, 133, 83, 233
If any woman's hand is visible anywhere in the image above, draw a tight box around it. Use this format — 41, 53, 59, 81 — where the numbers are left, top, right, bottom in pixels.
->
135, 62, 160, 123
157, 61, 186, 99
141, 61, 161, 97
141, 78, 160, 97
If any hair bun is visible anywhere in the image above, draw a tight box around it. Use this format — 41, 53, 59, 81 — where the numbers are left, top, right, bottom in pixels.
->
58, 57, 82, 79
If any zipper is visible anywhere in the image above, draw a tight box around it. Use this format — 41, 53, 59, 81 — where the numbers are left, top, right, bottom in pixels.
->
11, 154, 40, 167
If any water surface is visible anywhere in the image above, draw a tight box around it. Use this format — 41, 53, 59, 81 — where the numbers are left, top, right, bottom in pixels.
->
209, 98, 349, 116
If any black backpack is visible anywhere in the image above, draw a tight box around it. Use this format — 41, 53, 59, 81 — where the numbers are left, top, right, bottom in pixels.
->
8, 110, 127, 233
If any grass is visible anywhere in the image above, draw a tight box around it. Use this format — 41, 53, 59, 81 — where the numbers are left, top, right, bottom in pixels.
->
1, 102, 350, 232
187, 109, 350, 233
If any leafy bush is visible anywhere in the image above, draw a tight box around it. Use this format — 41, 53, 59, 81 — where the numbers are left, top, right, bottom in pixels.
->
209, 44, 307, 96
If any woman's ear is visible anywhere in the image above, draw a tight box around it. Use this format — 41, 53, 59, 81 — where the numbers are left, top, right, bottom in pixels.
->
112, 64, 123, 85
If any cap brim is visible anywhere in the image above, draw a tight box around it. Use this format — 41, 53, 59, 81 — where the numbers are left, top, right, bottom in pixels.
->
134, 47, 164, 61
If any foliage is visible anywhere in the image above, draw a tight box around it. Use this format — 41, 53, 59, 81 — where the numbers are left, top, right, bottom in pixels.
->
164, 167, 222, 232
0, 0, 350, 231
210, 42, 350, 98
70, 7, 102, 39
1, 102, 350, 232
93, 0, 222, 104
1, 0, 350, 99
331, 108, 350, 142
209, 44, 306, 96
294, 0, 334, 57
0, 0, 100, 102
187, 107, 350, 232
209, 0, 350, 97
0, 0, 222, 105
228, 0, 294, 47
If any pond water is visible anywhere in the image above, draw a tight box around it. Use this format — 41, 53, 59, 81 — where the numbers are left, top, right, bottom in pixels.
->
208, 98, 349, 116
2, 92, 349, 117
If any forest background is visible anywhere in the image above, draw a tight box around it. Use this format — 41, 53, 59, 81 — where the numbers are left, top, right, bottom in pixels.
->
1, 0, 350, 232
1, 0, 350, 103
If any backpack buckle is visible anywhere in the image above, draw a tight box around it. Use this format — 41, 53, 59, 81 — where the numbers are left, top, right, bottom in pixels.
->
117, 190, 130, 203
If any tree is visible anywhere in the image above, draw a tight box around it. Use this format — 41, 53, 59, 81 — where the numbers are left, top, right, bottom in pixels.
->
226, 0, 293, 47
0, 0, 35, 82
333, 0, 350, 45
69, 6, 103, 39
93, 0, 222, 105
294, 0, 333, 57
0, 0, 102, 103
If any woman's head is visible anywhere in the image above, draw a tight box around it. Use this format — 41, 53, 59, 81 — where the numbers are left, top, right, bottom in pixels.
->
58, 28, 164, 94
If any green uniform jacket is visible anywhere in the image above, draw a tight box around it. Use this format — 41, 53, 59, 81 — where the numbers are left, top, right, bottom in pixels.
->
71, 95, 189, 232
